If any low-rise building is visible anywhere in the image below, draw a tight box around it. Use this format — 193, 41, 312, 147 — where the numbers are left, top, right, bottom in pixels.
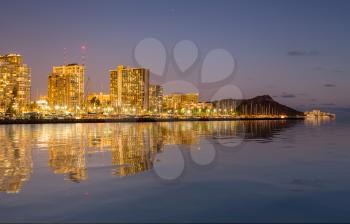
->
86, 92, 111, 113
163, 93, 199, 114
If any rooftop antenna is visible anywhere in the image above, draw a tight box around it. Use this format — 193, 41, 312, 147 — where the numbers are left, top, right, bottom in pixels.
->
81, 45, 88, 102
80, 45, 87, 66
63, 47, 67, 65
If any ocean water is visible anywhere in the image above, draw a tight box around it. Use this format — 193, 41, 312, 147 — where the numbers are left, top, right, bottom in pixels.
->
0, 115, 350, 222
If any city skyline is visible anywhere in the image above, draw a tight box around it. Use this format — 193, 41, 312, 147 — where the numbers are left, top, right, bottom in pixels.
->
2, 2, 350, 223
7, 52, 303, 118
1, 0, 349, 109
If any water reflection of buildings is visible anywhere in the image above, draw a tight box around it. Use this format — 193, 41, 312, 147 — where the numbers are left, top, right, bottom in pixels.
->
160, 122, 199, 145
46, 125, 87, 182
111, 124, 155, 176
0, 126, 32, 193
304, 116, 334, 126
48, 145, 87, 183
0, 120, 300, 193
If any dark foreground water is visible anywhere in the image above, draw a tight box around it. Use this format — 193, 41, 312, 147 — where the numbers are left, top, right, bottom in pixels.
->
1, 116, 350, 222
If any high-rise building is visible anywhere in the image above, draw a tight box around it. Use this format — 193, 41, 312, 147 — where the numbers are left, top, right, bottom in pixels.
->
0, 54, 31, 113
149, 84, 163, 113
110, 65, 149, 114
48, 64, 85, 112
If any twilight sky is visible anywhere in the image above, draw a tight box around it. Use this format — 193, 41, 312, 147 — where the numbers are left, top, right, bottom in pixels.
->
0, 0, 349, 109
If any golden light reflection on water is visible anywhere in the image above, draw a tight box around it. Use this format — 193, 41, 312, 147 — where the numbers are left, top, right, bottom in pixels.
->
0, 120, 299, 193
304, 116, 335, 126
0, 126, 33, 193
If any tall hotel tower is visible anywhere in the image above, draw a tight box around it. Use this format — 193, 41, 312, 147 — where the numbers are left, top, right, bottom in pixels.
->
48, 64, 85, 112
0, 54, 31, 113
110, 65, 149, 114
149, 84, 163, 113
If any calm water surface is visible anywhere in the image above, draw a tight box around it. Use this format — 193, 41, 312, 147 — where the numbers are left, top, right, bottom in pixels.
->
1, 118, 350, 222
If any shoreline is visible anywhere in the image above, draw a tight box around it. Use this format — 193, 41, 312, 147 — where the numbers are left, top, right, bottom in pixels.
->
0, 116, 305, 125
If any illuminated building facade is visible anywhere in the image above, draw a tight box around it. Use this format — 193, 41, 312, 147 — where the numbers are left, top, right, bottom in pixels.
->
163, 93, 199, 112
110, 65, 149, 114
195, 102, 214, 114
0, 54, 31, 113
48, 64, 84, 112
86, 92, 111, 113
35, 96, 49, 113
149, 84, 163, 113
